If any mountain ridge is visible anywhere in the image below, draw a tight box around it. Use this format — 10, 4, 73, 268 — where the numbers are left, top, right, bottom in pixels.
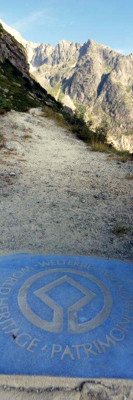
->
0, 18, 133, 152
0, 18, 124, 56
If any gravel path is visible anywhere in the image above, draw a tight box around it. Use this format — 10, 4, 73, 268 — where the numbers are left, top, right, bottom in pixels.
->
0, 108, 133, 398
0, 108, 133, 259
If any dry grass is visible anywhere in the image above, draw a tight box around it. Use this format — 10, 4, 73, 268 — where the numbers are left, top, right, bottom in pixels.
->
3, 150, 17, 156
125, 173, 133, 180
91, 142, 112, 153
116, 152, 132, 163
22, 134, 32, 140
0, 133, 6, 148
41, 106, 71, 130
106, 149, 133, 163
91, 142, 133, 163
17, 158, 26, 162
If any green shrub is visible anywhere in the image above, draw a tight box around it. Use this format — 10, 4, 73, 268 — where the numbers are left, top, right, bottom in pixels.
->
112, 223, 132, 236
0, 108, 6, 115
0, 97, 11, 111
91, 142, 113, 153
95, 123, 109, 143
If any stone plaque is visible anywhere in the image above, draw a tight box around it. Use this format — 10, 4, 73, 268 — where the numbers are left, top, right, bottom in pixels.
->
0, 253, 133, 378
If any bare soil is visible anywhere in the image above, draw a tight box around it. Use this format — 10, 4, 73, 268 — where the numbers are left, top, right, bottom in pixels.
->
0, 108, 132, 260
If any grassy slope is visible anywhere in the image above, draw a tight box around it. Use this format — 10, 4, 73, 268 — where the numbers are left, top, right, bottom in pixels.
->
0, 22, 62, 113
0, 59, 62, 113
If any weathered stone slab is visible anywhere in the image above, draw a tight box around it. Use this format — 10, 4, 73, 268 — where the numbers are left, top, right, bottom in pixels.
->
0, 254, 133, 379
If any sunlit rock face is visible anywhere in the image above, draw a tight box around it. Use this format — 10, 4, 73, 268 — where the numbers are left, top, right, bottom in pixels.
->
1, 18, 133, 150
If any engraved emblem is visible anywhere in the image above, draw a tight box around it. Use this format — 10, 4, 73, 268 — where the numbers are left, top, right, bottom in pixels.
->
18, 268, 113, 334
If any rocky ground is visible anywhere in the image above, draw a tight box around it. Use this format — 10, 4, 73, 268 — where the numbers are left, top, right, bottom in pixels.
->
0, 379, 133, 400
0, 108, 133, 259
0, 108, 133, 399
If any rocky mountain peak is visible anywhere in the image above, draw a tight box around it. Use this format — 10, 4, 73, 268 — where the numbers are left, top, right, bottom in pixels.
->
0, 18, 133, 151
58, 39, 71, 46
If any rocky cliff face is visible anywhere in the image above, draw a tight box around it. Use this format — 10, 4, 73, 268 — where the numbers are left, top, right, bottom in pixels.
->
0, 23, 62, 114
0, 18, 39, 64
30, 39, 133, 151
1, 19, 133, 151
0, 23, 30, 79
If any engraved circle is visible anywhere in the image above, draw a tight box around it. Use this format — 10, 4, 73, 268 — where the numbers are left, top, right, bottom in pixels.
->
18, 268, 113, 334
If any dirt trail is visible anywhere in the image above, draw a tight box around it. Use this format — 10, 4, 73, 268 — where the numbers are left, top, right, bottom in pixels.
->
0, 108, 133, 398
0, 108, 133, 259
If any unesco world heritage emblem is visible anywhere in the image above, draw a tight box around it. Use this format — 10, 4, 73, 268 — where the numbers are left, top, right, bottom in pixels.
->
18, 269, 113, 334
0, 253, 133, 379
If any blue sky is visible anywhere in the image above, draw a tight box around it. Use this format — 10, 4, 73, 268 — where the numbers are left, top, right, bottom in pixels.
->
0, 0, 133, 54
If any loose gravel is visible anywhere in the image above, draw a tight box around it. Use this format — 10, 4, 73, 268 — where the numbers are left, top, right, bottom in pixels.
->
0, 108, 132, 260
